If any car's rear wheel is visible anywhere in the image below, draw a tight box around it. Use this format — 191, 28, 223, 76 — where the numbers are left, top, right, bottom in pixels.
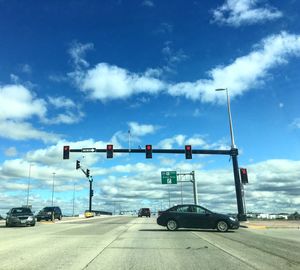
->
216, 220, 228, 232
166, 219, 178, 231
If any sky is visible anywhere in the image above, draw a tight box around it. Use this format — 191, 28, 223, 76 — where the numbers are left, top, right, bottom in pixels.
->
0, 0, 300, 216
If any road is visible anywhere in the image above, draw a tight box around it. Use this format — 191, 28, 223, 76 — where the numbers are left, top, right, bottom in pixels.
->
0, 216, 300, 270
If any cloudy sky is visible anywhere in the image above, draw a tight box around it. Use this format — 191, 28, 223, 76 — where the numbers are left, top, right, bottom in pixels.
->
0, 0, 299, 216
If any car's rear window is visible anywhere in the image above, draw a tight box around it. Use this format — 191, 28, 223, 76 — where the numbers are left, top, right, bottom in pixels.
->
12, 208, 32, 214
43, 207, 55, 211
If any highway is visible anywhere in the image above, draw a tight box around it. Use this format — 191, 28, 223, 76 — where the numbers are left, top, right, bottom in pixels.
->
0, 216, 300, 270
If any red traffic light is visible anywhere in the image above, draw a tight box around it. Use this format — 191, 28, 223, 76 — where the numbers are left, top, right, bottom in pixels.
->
145, 144, 152, 159
107, 144, 113, 150
240, 168, 248, 184
63, 146, 70, 159
146, 145, 152, 150
107, 144, 113, 158
185, 145, 192, 159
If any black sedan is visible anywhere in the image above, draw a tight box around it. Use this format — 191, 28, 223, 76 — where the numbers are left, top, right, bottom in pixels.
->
6, 207, 36, 227
157, 204, 239, 232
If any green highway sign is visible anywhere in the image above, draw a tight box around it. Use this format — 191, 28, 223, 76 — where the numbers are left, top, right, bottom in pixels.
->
161, 171, 177, 184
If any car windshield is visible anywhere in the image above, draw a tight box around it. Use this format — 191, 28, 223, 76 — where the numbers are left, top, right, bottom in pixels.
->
11, 208, 32, 214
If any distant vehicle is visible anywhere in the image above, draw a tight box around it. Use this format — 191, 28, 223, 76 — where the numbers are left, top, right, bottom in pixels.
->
36, 206, 62, 221
6, 207, 35, 227
138, 208, 151, 217
157, 204, 239, 232
84, 211, 95, 218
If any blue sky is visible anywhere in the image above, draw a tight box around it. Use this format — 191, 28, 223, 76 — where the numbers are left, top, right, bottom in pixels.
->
0, 0, 300, 216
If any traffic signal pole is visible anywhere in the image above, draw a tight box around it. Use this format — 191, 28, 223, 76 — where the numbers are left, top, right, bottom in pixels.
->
231, 148, 247, 221
89, 177, 93, 212
75, 160, 94, 213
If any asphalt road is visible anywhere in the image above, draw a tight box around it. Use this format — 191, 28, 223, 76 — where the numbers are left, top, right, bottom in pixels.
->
0, 216, 300, 270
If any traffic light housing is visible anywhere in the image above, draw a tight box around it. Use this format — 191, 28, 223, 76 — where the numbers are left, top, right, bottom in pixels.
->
91, 190, 94, 197
107, 144, 113, 158
76, 160, 80, 170
86, 169, 90, 178
145, 145, 152, 159
185, 145, 192, 159
240, 168, 248, 184
63, 146, 70, 159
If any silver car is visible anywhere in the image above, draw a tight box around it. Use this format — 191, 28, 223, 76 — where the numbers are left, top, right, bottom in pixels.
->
6, 207, 36, 227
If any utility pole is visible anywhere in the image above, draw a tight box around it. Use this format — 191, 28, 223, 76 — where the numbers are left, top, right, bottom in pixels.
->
72, 183, 75, 216
51, 172, 56, 207
26, 163, 33, 207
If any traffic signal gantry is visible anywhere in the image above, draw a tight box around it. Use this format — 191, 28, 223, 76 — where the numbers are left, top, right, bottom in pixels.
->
63, 145, 234, 159
75, 159, 94, 212
63, 144, 247, 221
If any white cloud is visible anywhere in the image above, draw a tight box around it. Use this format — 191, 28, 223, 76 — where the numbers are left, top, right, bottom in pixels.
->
10, 74, 19, 83
0, 120, 60, 143
0, 84, 82, 141
20, 64, 32, 74
142, 0, 154, 7
4, 147, 18, 157
48, 96, 76, 109
157, 134, 225, 150
73, 63, 165, 101
42, 112, 83, 125
0, 132, 300, 214
290, 118, 300, 129
212, 0, 282, 27
158, 135, 186, 149
0, 84, 47, 121
43, 96, 84, 125
161, 42, 188, 73
168, 32, 300, 103
69, 41, 94, 69
193, 109, 202, 117
71, 32, 300, 104
128, 122, 157, 137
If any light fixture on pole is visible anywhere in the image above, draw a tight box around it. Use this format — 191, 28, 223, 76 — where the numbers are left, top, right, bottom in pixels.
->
26, 163, 34, 207
51, 172, 56, 207
215, 88, 236, 148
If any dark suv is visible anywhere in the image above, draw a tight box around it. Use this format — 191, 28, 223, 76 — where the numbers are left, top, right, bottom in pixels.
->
36, 206, 62, 221
138, 208, 151, 217
6, 207, 35, 227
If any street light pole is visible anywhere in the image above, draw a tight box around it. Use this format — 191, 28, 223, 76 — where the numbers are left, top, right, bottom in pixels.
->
216, 88, 236, 148
72, 183, 76, 217
26, 163, 33, 207
215, 88, 246, 221
51, 172, 56, 207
